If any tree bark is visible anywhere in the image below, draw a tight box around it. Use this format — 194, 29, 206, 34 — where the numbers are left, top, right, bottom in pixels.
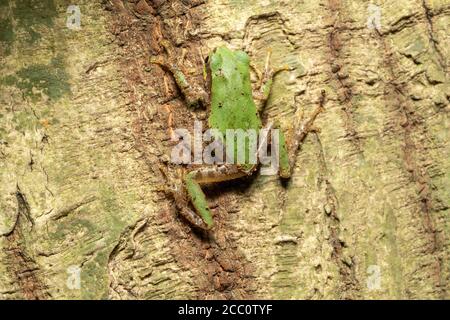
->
0, 0, 448, 299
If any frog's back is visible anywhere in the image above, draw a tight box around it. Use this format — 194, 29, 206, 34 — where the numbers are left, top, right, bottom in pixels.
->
208, 47, 261, 135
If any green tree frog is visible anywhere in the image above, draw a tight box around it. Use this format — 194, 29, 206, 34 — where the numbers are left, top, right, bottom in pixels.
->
151, 42, 324, 230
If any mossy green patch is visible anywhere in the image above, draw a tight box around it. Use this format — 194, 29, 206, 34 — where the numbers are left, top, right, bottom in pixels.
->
2, 56, 70, 101
383, 205, 403, 298
407, 38, 425, 54
98, 183, 134, 236
51, 218, 96, 241
12, 110, 42, 132
1, 75, 17, 86
81, 250, 110, 299
403, 37, 427, 62
12, 0, 57, 44
0, 17, 14, 54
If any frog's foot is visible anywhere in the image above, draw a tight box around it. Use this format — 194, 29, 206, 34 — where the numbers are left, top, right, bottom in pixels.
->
308, 125, 321, 133
250, 62, 263, 83
263, 48, 295, 80
160, 39, 173, 55
150, 43, 208, 108
183, 165, 251, 229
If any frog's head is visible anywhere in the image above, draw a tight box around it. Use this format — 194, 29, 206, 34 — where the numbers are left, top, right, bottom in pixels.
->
207, 46, 250, 74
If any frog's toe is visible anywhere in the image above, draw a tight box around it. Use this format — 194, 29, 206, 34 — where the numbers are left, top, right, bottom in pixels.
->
274, 65, 295, 75
287, 65, 296, 71
150, 56, 165, 65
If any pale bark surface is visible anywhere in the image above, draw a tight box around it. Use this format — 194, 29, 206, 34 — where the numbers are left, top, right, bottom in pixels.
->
0, 0, 448, 299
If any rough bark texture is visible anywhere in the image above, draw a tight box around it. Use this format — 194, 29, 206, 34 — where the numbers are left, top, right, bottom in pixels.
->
0, 0, 449, 299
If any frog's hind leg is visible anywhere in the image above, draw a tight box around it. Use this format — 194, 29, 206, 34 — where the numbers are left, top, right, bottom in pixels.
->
183, 165, 250, 229
170, 184, 211, 230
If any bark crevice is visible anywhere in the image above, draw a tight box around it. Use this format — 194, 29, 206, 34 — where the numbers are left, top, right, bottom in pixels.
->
3, 187, 49, 300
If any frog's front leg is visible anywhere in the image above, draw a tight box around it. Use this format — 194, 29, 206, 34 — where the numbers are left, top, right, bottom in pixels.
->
277, 91, 326, 178
251, 51, 324, 178
150, 42, 208, 107
183, 165, 252, 229
253, 49, 294, 113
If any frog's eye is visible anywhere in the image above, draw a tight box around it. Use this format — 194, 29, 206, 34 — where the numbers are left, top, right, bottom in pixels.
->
235, 50, 249, 64
210, 53, 222, 69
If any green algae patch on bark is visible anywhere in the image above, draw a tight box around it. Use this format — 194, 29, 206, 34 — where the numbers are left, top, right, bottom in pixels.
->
2, 56, 71, 102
